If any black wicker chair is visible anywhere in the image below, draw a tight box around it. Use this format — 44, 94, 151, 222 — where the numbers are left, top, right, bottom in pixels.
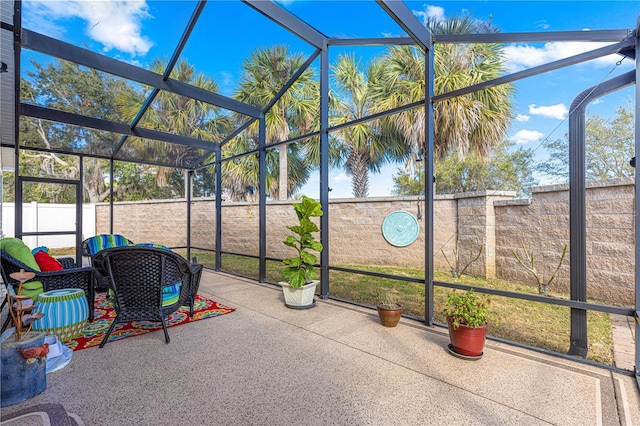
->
93, 246, 194, 347
81, 234, 134, 291
0, 249, 96, 327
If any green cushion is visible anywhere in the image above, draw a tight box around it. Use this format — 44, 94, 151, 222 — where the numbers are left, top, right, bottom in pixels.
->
0, 238, 45, 299
20, 286, 43, 300
1, 238, 41, 271
162, 282, 182, 306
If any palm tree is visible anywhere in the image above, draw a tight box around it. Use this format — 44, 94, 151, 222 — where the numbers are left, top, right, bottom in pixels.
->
118, 59, 230, 195
374, 14, 514, 163
331, 54, 408, 197
233, 45, 318, 200
219, 133, 311, 201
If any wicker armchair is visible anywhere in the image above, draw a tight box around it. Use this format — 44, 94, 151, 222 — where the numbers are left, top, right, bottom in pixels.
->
81, 234, 133, 291
0, 249, 95, 323
93, 246, 194, 347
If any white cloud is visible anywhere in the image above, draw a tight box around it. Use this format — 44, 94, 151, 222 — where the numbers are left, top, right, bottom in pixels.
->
510, 130, 544, 144
515, 114, 530, 122
332, 172, 351, 183
412, 5, 445, 26
218, 71, 236, 96
536, 20, 550, 30
23, 0, 153, 57
528, 103, 569, 120
504, 40, 621, 72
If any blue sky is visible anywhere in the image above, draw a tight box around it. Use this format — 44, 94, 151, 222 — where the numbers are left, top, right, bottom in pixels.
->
20, 1, 639, 198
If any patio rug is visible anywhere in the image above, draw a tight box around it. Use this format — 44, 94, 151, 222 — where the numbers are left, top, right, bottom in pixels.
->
64, 293, 235, 351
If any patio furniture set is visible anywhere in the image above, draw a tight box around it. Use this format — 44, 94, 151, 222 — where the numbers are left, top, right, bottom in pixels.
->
0, 235, 203, 347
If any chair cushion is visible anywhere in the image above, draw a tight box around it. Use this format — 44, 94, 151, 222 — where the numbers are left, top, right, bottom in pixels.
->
134, 243, 171, 251
1, 238, 42, 271
34, 250, 64, 271
0, 238, 45, 299
31, 246, 50, 255
85, 234, 131, 255
162, 282, 182, 306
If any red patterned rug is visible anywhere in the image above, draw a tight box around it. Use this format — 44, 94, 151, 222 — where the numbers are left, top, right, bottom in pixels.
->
65, 292, 235, 350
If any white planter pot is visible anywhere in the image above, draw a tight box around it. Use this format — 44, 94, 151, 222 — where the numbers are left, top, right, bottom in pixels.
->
280, 280, 319, 309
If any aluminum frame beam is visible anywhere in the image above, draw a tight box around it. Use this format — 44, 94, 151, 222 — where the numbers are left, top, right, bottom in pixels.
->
424, 47, 435, 326
319, 42, 330, 298
568, 70, 636, 357
434, 29, 635, 44
114, 1, 208, 158
264, 49, 320, 114
327, 37, 415, 47
242, 0, 327, 49
21, 103, 219, 152
376, 0, 432, 50
21, 29, 261, 118
635, 14, 640, 387
434, 39, 635, 102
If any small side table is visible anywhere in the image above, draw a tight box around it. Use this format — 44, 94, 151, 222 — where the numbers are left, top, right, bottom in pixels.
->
33, 288, 89, 341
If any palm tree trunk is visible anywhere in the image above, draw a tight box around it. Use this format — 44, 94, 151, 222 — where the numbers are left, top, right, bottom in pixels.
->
350, 151, 369, 198
183, 169, 190, 199
279, 146, 288, 200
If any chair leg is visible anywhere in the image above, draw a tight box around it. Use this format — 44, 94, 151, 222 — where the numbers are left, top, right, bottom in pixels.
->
0, 297, 10, 333
1, 315, 11, 333
88, 293, 95, 322
99, 320, 118, 348
161, 318, 170, 344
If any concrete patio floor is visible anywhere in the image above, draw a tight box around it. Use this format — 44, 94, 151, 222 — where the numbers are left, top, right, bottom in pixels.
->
2, 270, 640, 425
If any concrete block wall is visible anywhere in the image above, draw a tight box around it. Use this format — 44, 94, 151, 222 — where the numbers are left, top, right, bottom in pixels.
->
95, 177, 635, 306
97, 199, 190, 248
328, 198, 425, 269
455, 191, 516, 278
495, 177, 634, 306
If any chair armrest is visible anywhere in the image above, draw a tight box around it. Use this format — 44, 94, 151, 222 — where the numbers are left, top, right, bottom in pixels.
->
38, 267, 95, 292
58, 257, 76, 269
190, 264, 204, 298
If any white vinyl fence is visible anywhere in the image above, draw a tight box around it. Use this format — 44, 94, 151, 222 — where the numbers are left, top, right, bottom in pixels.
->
1, 202, 96, 249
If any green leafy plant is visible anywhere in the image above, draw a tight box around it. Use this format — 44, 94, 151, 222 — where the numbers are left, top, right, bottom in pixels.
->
282, 196, 324, 288
442, 289, 495, 328
512, 242, 568, 296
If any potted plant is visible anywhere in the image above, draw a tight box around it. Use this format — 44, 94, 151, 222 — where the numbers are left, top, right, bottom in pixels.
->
441, 289, 495, 359
376, 299, 403, 327
280, 196, 323, 309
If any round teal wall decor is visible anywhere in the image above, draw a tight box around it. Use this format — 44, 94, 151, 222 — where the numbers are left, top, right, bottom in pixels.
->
382, 211, 419, 247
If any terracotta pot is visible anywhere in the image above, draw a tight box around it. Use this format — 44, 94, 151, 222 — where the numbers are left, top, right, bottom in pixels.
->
447, 319, 488, 357
376, 303, 402, 327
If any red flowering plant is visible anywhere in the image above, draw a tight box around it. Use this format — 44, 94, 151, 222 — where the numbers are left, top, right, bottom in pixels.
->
441, 289, 497, 329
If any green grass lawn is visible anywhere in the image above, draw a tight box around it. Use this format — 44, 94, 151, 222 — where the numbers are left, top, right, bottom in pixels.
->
148, 250, 617, 366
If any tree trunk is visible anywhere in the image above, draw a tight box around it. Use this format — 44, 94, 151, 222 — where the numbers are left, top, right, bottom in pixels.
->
279, 146, 288, 200
350, 151, 369, 198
